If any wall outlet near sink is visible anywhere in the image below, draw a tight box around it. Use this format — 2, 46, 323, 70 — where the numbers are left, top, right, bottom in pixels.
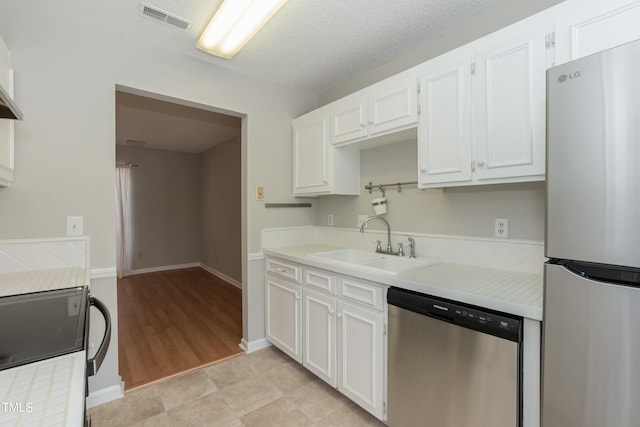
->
495, 218, 509, 238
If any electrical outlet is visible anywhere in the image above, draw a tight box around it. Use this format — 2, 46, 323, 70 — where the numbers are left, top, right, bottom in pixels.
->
256, 186, 264, 200
328, 214, 334, 226
495, 218, 509, 238
357, 215, 368, 228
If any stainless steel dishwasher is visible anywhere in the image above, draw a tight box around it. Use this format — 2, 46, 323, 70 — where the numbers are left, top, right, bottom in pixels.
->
387, 287, 522, 427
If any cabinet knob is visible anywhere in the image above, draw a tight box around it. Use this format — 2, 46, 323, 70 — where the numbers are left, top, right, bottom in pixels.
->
323, 179, 328, 184
337, 312, 343, 319
328, 308, 334, 315
477, 160, 485, 167
420, 167, 427, 173
295, 295, 300, 301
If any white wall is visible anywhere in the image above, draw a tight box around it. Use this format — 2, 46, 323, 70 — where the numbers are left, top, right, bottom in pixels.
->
0, 0, 316, 394
116, 146, 202, 270
315, 140, 545, 241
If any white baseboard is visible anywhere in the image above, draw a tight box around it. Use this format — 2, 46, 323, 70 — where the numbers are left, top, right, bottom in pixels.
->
200, 263, 242, 289
127, 262, 200, 276
240, 338, 271, 353
86, 384, 124, 408
90, 267, 117, 280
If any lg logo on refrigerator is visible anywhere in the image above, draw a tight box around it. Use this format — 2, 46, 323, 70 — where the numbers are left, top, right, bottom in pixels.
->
558, 71, 581, 82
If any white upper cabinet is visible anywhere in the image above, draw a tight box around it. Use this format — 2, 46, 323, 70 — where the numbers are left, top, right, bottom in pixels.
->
472, 25, 548, 182
331, 93, 368, 145
293, 106, 360, 196
418, 49, 472, 185
418, 22, 550, 188
330, 69, 419, 146
366, 71, 419, 137
555, 0, 640, 64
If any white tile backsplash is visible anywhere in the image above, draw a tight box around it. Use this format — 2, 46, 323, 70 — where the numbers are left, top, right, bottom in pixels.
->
0, 237, 89, 273
262, 226, 545, 274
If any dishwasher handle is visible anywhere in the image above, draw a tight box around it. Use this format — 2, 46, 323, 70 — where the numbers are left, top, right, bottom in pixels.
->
87, 296, 111, 377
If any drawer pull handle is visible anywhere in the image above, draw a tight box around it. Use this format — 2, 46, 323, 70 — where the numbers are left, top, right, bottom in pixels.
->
274, 267, 286, 273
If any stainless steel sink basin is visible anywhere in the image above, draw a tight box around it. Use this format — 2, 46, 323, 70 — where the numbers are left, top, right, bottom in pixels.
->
311, 249, 437, 275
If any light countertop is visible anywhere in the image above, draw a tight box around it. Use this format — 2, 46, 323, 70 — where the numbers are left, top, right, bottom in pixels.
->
263, 244, 543, 320
0, 266, 89, 297
0, 352, 86, 427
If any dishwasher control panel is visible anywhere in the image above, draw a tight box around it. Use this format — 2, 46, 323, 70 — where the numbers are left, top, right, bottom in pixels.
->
387, 287, 522, 342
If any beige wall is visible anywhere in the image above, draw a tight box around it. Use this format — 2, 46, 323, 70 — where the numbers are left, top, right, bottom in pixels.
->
0, 0, 316, 393
315, 140, 545, 241
201, 137, 241, 282
116, 146, 202, 270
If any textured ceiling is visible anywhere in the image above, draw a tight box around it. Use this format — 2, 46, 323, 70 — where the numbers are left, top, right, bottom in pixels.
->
27, 0, 517, 94
116, 91, 241, 154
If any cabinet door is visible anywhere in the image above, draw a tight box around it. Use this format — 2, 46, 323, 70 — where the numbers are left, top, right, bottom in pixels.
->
367, 71, 418, 136
266, 277, 302, 363
303, 288, 336, 387
418, 50, 472, 186
331, 94, 368, 145
293, 109, 331, 195
473, 25, 547, 181
555, 0, 640, 64
337, 301, 384, 420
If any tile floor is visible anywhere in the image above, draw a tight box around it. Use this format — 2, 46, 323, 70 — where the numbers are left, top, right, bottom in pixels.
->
88, 346, 386, 426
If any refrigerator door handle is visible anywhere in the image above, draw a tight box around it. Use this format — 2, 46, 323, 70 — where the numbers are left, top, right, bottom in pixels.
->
551, 260, 640, 288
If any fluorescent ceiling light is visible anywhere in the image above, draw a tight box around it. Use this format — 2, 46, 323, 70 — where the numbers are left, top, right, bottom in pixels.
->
197, 0, 289, 59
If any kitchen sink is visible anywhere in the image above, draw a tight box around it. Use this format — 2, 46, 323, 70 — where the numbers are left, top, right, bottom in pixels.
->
311, 249, 437, 275
312, 249, 381, 264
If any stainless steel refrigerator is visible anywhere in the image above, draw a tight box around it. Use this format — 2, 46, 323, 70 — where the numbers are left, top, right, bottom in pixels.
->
543, 39, 640, 427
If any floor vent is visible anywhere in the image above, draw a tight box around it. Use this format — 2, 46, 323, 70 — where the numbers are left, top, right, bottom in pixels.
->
139, 3, 192, 31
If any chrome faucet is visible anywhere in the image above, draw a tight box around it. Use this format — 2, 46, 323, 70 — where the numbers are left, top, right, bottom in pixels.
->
360, 215, 395, 255
407, 237, 416, 258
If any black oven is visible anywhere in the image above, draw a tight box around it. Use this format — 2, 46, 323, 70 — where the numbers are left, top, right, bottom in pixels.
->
0, 286, 111, 380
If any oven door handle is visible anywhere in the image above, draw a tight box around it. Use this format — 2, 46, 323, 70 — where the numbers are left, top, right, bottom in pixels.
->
87, 296, 111, 377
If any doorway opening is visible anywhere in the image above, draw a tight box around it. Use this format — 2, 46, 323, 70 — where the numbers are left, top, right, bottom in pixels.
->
114, 86, 245, 391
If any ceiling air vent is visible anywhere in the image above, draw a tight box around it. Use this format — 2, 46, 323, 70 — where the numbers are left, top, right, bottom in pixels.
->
139, 3, 192, 31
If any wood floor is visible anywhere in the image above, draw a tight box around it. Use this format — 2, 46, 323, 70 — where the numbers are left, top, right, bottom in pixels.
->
117, 267, 243, 391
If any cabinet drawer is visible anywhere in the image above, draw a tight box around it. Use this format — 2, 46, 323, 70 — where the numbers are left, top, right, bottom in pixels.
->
304, 268, 336, 294
266, 258, 302, 283
338, 277, 385, 311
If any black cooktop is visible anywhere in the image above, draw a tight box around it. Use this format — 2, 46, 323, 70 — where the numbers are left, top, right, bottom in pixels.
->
0, 286, 89, 371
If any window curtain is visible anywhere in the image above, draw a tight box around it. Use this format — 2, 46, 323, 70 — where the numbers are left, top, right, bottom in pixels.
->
115, 166, 133, 278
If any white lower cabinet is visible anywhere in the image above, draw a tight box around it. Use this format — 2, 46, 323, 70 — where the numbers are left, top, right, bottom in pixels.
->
303, 288, 336, 387
337, 300, 385, 420
265, 276, 302, 363
265, 257, 387, 421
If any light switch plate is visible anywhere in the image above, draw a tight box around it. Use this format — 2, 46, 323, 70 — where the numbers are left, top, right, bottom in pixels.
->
66, 216, 83, 236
